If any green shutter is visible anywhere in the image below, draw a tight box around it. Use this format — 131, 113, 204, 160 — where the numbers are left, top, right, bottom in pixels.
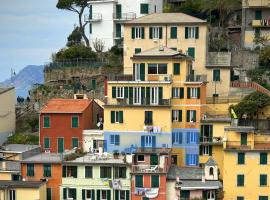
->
119, 111, 123, 123
131, 27, 135, 39
141, 87, 145, 104
135, 175, 143, 187
149, 27, 153, 39
238, 152, 245, 164
237, 175, 244, 186
97, 190, 100, 200
135, 48, 141, 54
158, 87, 163, 104
171, 27, 177, 39
260, 153, 268, 164
72, 116, 79, 128
178, 110, 182, 122
107, 190, 111, 200
197, 88, 200, 99
57, 138, 64, 153
124, 87, 128, 98
255, 10, 262, 20
115, 190, 119, 200
173, 63, 180, 75
188, 47, 195, 59
92, 79, 96, 89
112, 87, 116, 98
141, 27, 145, 39
180, 88, 184, 99
195, 27, 199, 39
185, 27, 188, 39
63, 188, 67, 199
128, 87, 133, 104
187, 88, 191, 98
91, 190, 95, 200
140, 3, 149, 14
159, 27, 162, 39
44, 137, 50, 148
187, 110, 190, 122
116, 4, 122, 19
151, 175, 159, 188
140, 63, 145, 81
44, 116, 50, 128
72, 138, 78, 148
82, 189, 85, 200
111, 111, 115, 123
260, 174, 267, 186
146, 87, 150, 104
47, 188, 52, 200
193, 110, 197, 122
213, 69, 220, 81
209, 146, 212, 156
125, 190, 130, 200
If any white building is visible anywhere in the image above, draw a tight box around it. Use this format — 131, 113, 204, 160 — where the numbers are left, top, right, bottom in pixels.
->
86, 0, 164, 51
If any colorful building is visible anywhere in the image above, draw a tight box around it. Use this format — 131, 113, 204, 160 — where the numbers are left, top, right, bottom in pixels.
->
242, 0, 270, 49
21, 153, 63, 200
0, 87, 15, 145
60, 153, 131, 200
104, 46, 207, 166
131, 148, 171, 200
39, 98, 103, 153
86, 0, 163, 50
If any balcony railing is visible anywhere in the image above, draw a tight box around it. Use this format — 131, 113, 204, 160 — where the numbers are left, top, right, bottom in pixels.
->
109, 98, 171, 106
238, 119, 270, 130
113, 12, 136, 20
132, 165, 166, 173
107, 75, 133, 81
84, 13, 102, 22
185, 74, 207, 82
225, 141, 253, 150
113, 31, 123, 39
243, 0, 270, 8
200, 136, 223, 144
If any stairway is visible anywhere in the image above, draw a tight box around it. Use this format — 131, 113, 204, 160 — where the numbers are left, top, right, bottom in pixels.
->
230, 81, 270, 96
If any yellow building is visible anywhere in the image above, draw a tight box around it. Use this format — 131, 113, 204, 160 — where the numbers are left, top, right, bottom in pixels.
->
0, 87, 15, 145
242, 0, 270, 49
0, 180, 46, 200
123, 13, 208, 75
104, 46, 207, 167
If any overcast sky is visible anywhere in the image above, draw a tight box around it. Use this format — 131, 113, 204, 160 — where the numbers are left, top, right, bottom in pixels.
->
0, 0, 77, 82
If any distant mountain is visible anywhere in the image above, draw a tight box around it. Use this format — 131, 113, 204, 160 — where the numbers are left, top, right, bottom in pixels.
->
1, 65, 44, 97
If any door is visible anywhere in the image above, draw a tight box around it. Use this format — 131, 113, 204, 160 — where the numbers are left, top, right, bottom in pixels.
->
150, 154, 158, 165
241, 133, 247, 146
116, 4, 122, 19
58, 138, 64, 153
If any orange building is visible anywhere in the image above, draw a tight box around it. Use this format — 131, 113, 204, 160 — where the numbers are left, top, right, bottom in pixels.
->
39, 99, 103, 153
21, 153, 63, 200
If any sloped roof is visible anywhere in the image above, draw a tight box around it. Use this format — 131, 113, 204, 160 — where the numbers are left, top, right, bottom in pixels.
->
180, 180, 222, 190
125, 13, 206, 25
40, 98, 91, 114
205, 158, 218, 166
167, 166, 203, 180
0, 180, 46, 189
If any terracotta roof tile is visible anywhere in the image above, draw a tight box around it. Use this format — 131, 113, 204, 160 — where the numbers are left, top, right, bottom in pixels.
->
40, 99, 91, 114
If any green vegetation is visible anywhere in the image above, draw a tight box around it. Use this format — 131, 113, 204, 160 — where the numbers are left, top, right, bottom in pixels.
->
67, 26, 83, 47
7, 133, 39, 145
259, 46, 270, 67
231, 92, 270, 119
247, 67, 270, 90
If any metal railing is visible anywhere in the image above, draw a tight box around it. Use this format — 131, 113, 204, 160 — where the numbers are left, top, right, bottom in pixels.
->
132, 165, 166, 173
185, 74, 207, 82
225, 141, 253, 150
200, 136, 223, 143
107, 75, 133, 81
113, 12, 136, 20
84, 13, 102, 22
238, 119, 270, 130
110, 98, 171, 106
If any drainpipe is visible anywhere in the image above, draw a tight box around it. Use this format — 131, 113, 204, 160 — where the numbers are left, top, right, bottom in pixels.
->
165, 24, 168, 47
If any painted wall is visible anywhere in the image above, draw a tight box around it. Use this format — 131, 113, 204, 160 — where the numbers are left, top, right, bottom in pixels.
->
0, 88, 15, 145
166, 181, 178, 200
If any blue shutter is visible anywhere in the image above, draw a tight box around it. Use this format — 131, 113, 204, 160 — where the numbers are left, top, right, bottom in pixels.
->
185, 154, 189, 165
172, 132, 175, 144
115, 135, 120, 145
152, 136, 156, 148
104, 140, 107, 152
110, 135, 114, 145
179, 132, 183, 144
195, 132, 198, 144
141, 136, 145, 148
186, 132, 190, 144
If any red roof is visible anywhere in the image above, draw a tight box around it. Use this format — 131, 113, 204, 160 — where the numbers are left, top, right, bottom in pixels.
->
40, 99, 92, 114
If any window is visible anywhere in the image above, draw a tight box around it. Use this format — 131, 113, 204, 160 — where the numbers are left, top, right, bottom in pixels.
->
260, 153, 268, 165
133, 87, 141, 105
172, 88, 184, 99
255, 10, 262, 20
237, 197, 244, 200
82, 189, 94, 200
85, 166, 93, 178
111, 111, 123, 123
101, 190, 109, 200
141, 136, 156, 148
201, 125, 213, 142
186, 110, 197, 122
209, 167, 214, 175
170, 27, 177, 39
172, 132, 182, 144
135, 175, 143, 187
44, 137, 50, 149
186, 132, 198, 144
100, 166, 112, 178
89, 23, 92, 34
72, 138, 79, 148
62, 166, 77, 178
150, 87, 158, 105
238, 153, 245, 164
119, 190, 127, 200
172, 110, 182, 122
58, 138, 64, 153
213, 69, 221, 81
131, 27, 144, 39
145, 136, 152, 147
173, 63, 180, 75
149, 27, 162, 39
27, 164, 34, 177
72, 116, 79, 128
110, 134, 120, 145
43, 164, 51, 177
8, 190, 15, 200
188, 87, 200, 99
47, 188, 52, 200
43, 116, 50, 128
135, 48, 141, 54
171, 155, 178, 165
137, 155, 144, 162
187, 47, 195, 59
203, 146, 210, 155
145, 111, 153, 125
260, 174, 267, 186
237, 174, 244, 186
186, 154, 198, 166
114, 167, 127, 178
148, 64, 167, 74
116, 87, 124, 99
185, 26, 199, 39
66, 188, 76, 200
151, 175, 159, 188
140, 3, 149, 14
91, 79, 96, 89
259, 196, 269, 200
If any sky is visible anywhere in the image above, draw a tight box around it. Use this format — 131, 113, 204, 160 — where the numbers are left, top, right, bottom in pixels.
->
0, 0, 77, 82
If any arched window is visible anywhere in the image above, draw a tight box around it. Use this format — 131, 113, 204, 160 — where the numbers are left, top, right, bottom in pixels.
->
209, 167, 214, 176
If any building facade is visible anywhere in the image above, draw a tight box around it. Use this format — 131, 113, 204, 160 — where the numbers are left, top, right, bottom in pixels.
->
87, 0, 163, 50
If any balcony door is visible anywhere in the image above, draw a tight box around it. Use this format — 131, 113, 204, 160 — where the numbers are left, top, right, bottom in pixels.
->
241, 133, 247, 146
116, 4, 122, 19
58, 138, 64, 153
150, 87, 158, 105
134, 63, 145, 81
150, 154, 158, 165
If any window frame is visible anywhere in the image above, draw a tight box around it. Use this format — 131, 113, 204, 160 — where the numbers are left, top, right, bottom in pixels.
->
44, 137, 50, 149
43, 164, 51, 177
27, 163, 35, 177
137, 154, 145, 162
110, 134, 120, 146
147, 63, 167, 75
100, 166, 112, 179
43, 115, 50, 128
71, 116, 79, 128
116, 87, 125, 99
203, 145, 210, 155
85, 166, 93, 178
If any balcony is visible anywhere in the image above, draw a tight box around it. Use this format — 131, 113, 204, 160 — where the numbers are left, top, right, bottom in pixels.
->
238, 119, 270, 130
107, 75, 172, 82
107, 75, 133, 81
132, 165, 166, 173
243, 0, 270, 8
113, 12, 136, 21
185, 74, 207, 83
113, 31, 123, 39
200, 136, 223, 145
135, 187, 159, 198
84, 13, 102, 22
252, 19, 270, 27
225, 141, 253, 150
106, 98, 171, 107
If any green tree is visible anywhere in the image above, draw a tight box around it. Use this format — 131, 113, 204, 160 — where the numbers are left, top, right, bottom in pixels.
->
56, 0, 90, 47
67, 26, 83, 47
259, 46, 270, 67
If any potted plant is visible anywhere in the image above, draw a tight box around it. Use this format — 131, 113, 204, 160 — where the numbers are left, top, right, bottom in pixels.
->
113, 150, 120, 159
